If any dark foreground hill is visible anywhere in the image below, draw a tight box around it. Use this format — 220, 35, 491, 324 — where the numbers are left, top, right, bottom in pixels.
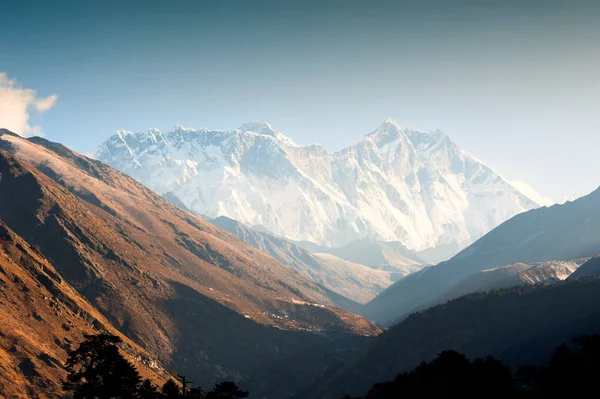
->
308, 276, 600, 399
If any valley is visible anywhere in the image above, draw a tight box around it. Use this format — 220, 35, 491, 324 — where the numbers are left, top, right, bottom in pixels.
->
2, 2, 598, 397
1, 126, 598, 399
0, 130, 379, 397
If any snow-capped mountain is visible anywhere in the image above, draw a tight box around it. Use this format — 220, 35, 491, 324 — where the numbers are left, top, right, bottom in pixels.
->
96, 119, 538, 251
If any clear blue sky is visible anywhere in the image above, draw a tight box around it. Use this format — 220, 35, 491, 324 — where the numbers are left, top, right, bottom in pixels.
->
1, 0, 599, 201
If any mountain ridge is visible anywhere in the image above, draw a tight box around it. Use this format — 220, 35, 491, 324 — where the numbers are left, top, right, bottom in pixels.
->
96, 119, 538, 253
209, 216, 395, 304
0, 129, 380, 397
441, 259, 586, 302
363, 186, 600, 325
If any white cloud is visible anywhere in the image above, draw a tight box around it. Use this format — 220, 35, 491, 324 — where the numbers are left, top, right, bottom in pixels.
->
0, 72, 58, 137
35, 94, 58, 112
508, 180, 556, 206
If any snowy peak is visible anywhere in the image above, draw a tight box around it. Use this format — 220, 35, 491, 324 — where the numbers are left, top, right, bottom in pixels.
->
96, 121, 539, 252
104, 129, 167, 155
115, 128, 166, 145
366, 118, 409, 147
365, 119, 451, 157
378, 117, 404, 131
168, 124, 206, 138
238, 121, 278, 136
236, 121, 298, 146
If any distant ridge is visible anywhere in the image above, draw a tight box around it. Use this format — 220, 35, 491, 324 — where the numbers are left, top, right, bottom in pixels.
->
209, 216, 395, 304
364, 186, 600, 325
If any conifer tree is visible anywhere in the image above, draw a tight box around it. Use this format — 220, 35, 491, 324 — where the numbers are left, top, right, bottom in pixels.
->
63, 333, 141, 399
206, 381, 248, 399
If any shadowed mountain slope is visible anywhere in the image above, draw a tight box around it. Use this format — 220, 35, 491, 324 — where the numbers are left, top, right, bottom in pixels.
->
0, 221, 167, 398
568, 256, 600, 280
364, 188, 600, 325
441, 259, 585, 301
308, 276, 600, 399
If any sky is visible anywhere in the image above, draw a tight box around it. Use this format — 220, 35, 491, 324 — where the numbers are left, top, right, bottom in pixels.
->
1, 0, 599, 202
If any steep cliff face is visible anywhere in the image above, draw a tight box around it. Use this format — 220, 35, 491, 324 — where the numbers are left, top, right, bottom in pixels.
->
96, 119, 537, 251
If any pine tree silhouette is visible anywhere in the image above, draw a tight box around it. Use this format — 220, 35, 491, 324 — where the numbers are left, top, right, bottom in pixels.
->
62, 333, 141, 399
537, 334, 600, 398
138, 378, 160, 398
62, 335, 255, 399
353, 334, 600, 399
161, 379, 181, 398
362, 350, 517, 398
188, 387, 205, 398
206, 381, 249, 399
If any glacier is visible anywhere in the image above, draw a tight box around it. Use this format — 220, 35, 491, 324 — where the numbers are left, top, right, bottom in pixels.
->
96, 118, 539, 251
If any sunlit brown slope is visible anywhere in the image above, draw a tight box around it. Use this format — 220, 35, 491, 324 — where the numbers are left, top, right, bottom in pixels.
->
0, 221, 167, 398
0, 130, 379, 397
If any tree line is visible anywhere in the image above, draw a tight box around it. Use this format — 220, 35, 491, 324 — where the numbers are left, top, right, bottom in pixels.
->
344, 334, 600, 398
61, 332, 600, 398
62, 334, 248, 399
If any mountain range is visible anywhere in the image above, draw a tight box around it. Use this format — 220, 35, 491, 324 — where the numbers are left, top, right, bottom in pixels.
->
0, 129, 379, 398
209, 216, 394, 305
2, 122, 598, 399
306, 192, 600, 397
363, 186, 600, 325
96, 119, 538, 257
440, 259, 586, 302
296, 238, 426, 277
